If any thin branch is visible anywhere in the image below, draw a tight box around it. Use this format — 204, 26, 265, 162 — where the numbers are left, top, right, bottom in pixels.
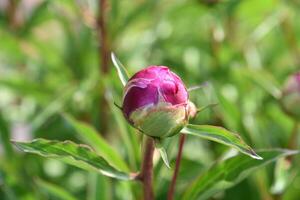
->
136, 137, 155, 200
167, 134, 186, 200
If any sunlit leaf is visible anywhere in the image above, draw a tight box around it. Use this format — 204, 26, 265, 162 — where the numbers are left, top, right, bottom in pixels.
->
13, 139, 134, 180
111, 52, 129, 86
182, 149, 299, 200
64, 114, 129, 171
181, 124, 262, 160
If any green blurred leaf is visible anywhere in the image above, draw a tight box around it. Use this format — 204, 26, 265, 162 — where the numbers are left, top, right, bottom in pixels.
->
87, 173, 112, 200
13, 139, 133, 180
111, 53, 129, 86
35, 178, 77, 200
21, 1, 52, 36
240, 68, 282, 99
181, 124, 262, 159
270, 158, 293, 194
106, 89, 140, 170
182, 149, 299, 200
0, 112, 13, 157
31, 85, 75, 131
64, 114, 129, 172
214, 88, 241, 132
0, 78, 53, 103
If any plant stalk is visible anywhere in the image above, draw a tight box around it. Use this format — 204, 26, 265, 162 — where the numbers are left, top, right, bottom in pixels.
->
97, 0, 110, 133
136, 137, 155, 200
98, 0, 110, 74
7, 0, 18, 29
167, 134, 186, 200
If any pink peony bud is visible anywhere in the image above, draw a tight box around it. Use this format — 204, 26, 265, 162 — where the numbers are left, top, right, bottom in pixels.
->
122, 66, 189, 138
281, 72, 300, 119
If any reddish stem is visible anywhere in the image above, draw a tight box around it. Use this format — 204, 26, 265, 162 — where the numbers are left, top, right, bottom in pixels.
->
97, 0, 110, 133
136, 137, 155, 200
167, 134, 186, 200
7, 0, 17, 29
97, 0, 110, 74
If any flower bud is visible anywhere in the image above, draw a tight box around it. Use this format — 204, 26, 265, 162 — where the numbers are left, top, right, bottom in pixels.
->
122, 66, 189, 138
281, 72, 300, 119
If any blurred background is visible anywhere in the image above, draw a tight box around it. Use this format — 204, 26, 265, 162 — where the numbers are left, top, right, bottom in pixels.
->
0, 0, 300, 199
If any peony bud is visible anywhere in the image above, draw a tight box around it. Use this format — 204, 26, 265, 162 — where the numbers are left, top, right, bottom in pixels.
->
122, 66, 189, 138
281, 72, 300, 119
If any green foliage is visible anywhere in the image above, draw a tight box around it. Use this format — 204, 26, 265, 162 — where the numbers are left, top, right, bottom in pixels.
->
64, 114, 129, 171
13, 139, 132, 180
182, 124, 262, 159
1, 0, 300, 199
182, 149, 299, 200
35, 178, 78, 200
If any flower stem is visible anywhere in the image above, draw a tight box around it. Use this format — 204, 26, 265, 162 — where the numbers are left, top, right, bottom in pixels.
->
97, 0, 110, 134
7, 0, 17, 29
167, 134, 186, 200
136, 137, 155, 200
97, 0, 110, 74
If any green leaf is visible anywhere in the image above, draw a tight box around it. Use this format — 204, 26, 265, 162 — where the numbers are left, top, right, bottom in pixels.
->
0, 78, 53, 103
270, 158, 293, 194
182, 149, 299, 200
111, 52, 129, 86
35, 178, 77, 200
181, 124, 262, 160
31, 85, 76, 131
13, 139, 133, 181
63, 114, 129, 172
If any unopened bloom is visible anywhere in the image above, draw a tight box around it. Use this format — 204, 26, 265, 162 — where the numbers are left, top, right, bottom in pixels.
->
122, 66, 189, 138
281, 72, 300, 119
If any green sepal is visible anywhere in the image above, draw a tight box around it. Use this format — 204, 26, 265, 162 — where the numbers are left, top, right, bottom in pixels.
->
131, 105, 187, 138
111, 52, 129, 86
154, 139, 171, 169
